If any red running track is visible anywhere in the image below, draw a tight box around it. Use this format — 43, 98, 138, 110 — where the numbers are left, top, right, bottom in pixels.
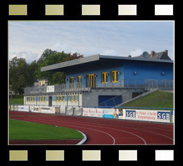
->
9, 111, 174, 145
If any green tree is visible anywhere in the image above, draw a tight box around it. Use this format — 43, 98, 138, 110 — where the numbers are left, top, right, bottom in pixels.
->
9, 57, 28, 94
26, 60, 38, 87
35, 49, 83, 85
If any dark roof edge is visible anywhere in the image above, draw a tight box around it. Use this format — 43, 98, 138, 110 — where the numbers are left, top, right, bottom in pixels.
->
41, 54, 173, 72
41, 54, 100, 72
99, 55, 173, 63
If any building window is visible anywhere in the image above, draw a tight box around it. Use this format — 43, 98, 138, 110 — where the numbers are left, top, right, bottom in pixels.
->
56, 95, 59, 102
70, 77, 74, 88
59, 95, 61, 102
44, 96, 46, 102
41, 96, 43, 102
62, 95, 65, 102
77, 76, 82, 88
71, 95, 73, 102
101, 72, 108, 84
70, 77, 74, 83
74, 95, 77, 102
86, 74, 96, 88
39, 96, 41, 102
111, 70, 118, 83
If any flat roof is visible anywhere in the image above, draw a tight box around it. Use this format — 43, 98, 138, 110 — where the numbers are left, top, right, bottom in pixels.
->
41, 54, 173, 72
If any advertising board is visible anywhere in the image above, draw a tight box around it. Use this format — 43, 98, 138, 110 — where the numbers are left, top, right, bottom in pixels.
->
82, 108, 89, 117
30, 106, 55, 114
95, 108, 103, 118
40, 106, 55, 114
17, 105, 29, 112
102, 109, 119, 119
11, 105, 14, 111
124, 109, 171, 123
82, 108, 119, 119
66, 107, 74, 115
74, 107, 83, 116
30, 106, 40, 113
14, 105, 18, 111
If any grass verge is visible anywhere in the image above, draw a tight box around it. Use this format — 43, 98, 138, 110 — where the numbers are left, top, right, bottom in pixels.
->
122, 91, 173, 108
9, 119, 83, 140
9, 98, 24, 105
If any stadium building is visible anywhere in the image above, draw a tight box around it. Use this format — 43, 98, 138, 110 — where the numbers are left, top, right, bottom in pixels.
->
24, 50, 173, 113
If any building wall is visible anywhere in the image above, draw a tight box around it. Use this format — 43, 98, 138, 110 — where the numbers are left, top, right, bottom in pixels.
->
124, 61, 173, 81
82, 88, 146, 107
24, 93, 82, 113
66, 62, 124, 86
66, 60, 173, 87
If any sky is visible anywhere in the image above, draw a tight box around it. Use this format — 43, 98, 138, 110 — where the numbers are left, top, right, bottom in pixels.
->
9, 21, 174, 63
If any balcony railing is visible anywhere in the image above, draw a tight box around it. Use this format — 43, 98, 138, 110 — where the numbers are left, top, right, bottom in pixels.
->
24, 79, 173, 95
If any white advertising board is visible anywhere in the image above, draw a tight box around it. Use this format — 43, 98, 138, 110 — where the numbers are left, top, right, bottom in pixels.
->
30, 106, 41, 113
17, 105, 29, 112
82, 108, 118, 118
40, 106, 55, 114
124, 109, 171, 123
74, 107, 83, 116
102, 108, 119, 119
95, 108, 103, 118
82, 108, 89, 117
11, 105, 14, 111
30, 106, 55, 114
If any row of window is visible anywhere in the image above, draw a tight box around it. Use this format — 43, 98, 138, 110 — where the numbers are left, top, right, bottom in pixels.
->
56, 95, 78, 102
26, 95, 78, 103
26, 96, 36, 102
27, 96, 47, 102
69, 70, 119, 84
26, 96, 46, 102
101, 71, 119, 84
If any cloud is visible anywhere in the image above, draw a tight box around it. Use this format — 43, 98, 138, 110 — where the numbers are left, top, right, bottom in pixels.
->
9, 51, 39, 63
51, 42, 73, 53
82, 47, 101, 56
129, 49, 143, 57
101, 49, 118, 55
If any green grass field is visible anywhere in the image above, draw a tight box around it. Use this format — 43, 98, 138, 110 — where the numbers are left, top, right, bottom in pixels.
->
122, 91, 173, 108
9, 119, 83, 140
9, 98, 24, 105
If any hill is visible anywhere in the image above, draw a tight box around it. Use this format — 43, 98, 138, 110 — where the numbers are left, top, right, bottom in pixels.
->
121, 90, 173, 108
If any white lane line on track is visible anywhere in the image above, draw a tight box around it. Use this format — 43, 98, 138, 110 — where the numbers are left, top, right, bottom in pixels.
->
44, 118, 173, 141
11, 117, 115, 145
62, 117, 173, 132
11, 116, 172, 144
14, 117, 148, 145
76, 130, 87, 145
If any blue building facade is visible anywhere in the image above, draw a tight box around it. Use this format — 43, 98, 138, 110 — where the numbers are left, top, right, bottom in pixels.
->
65, 57, 173, 88
24, 51, 173, 109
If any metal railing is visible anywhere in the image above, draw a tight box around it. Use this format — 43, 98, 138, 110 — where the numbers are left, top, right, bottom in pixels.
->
99, 80, 173, 107
24, 79, 173, 95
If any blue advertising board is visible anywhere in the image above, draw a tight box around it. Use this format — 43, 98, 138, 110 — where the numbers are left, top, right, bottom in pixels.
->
157, 111, 170, 120
126, 110, 136, 119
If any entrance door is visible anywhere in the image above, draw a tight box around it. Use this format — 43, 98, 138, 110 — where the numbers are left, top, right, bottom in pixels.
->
49, 96, 52, 106
87, 74, 96, 88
